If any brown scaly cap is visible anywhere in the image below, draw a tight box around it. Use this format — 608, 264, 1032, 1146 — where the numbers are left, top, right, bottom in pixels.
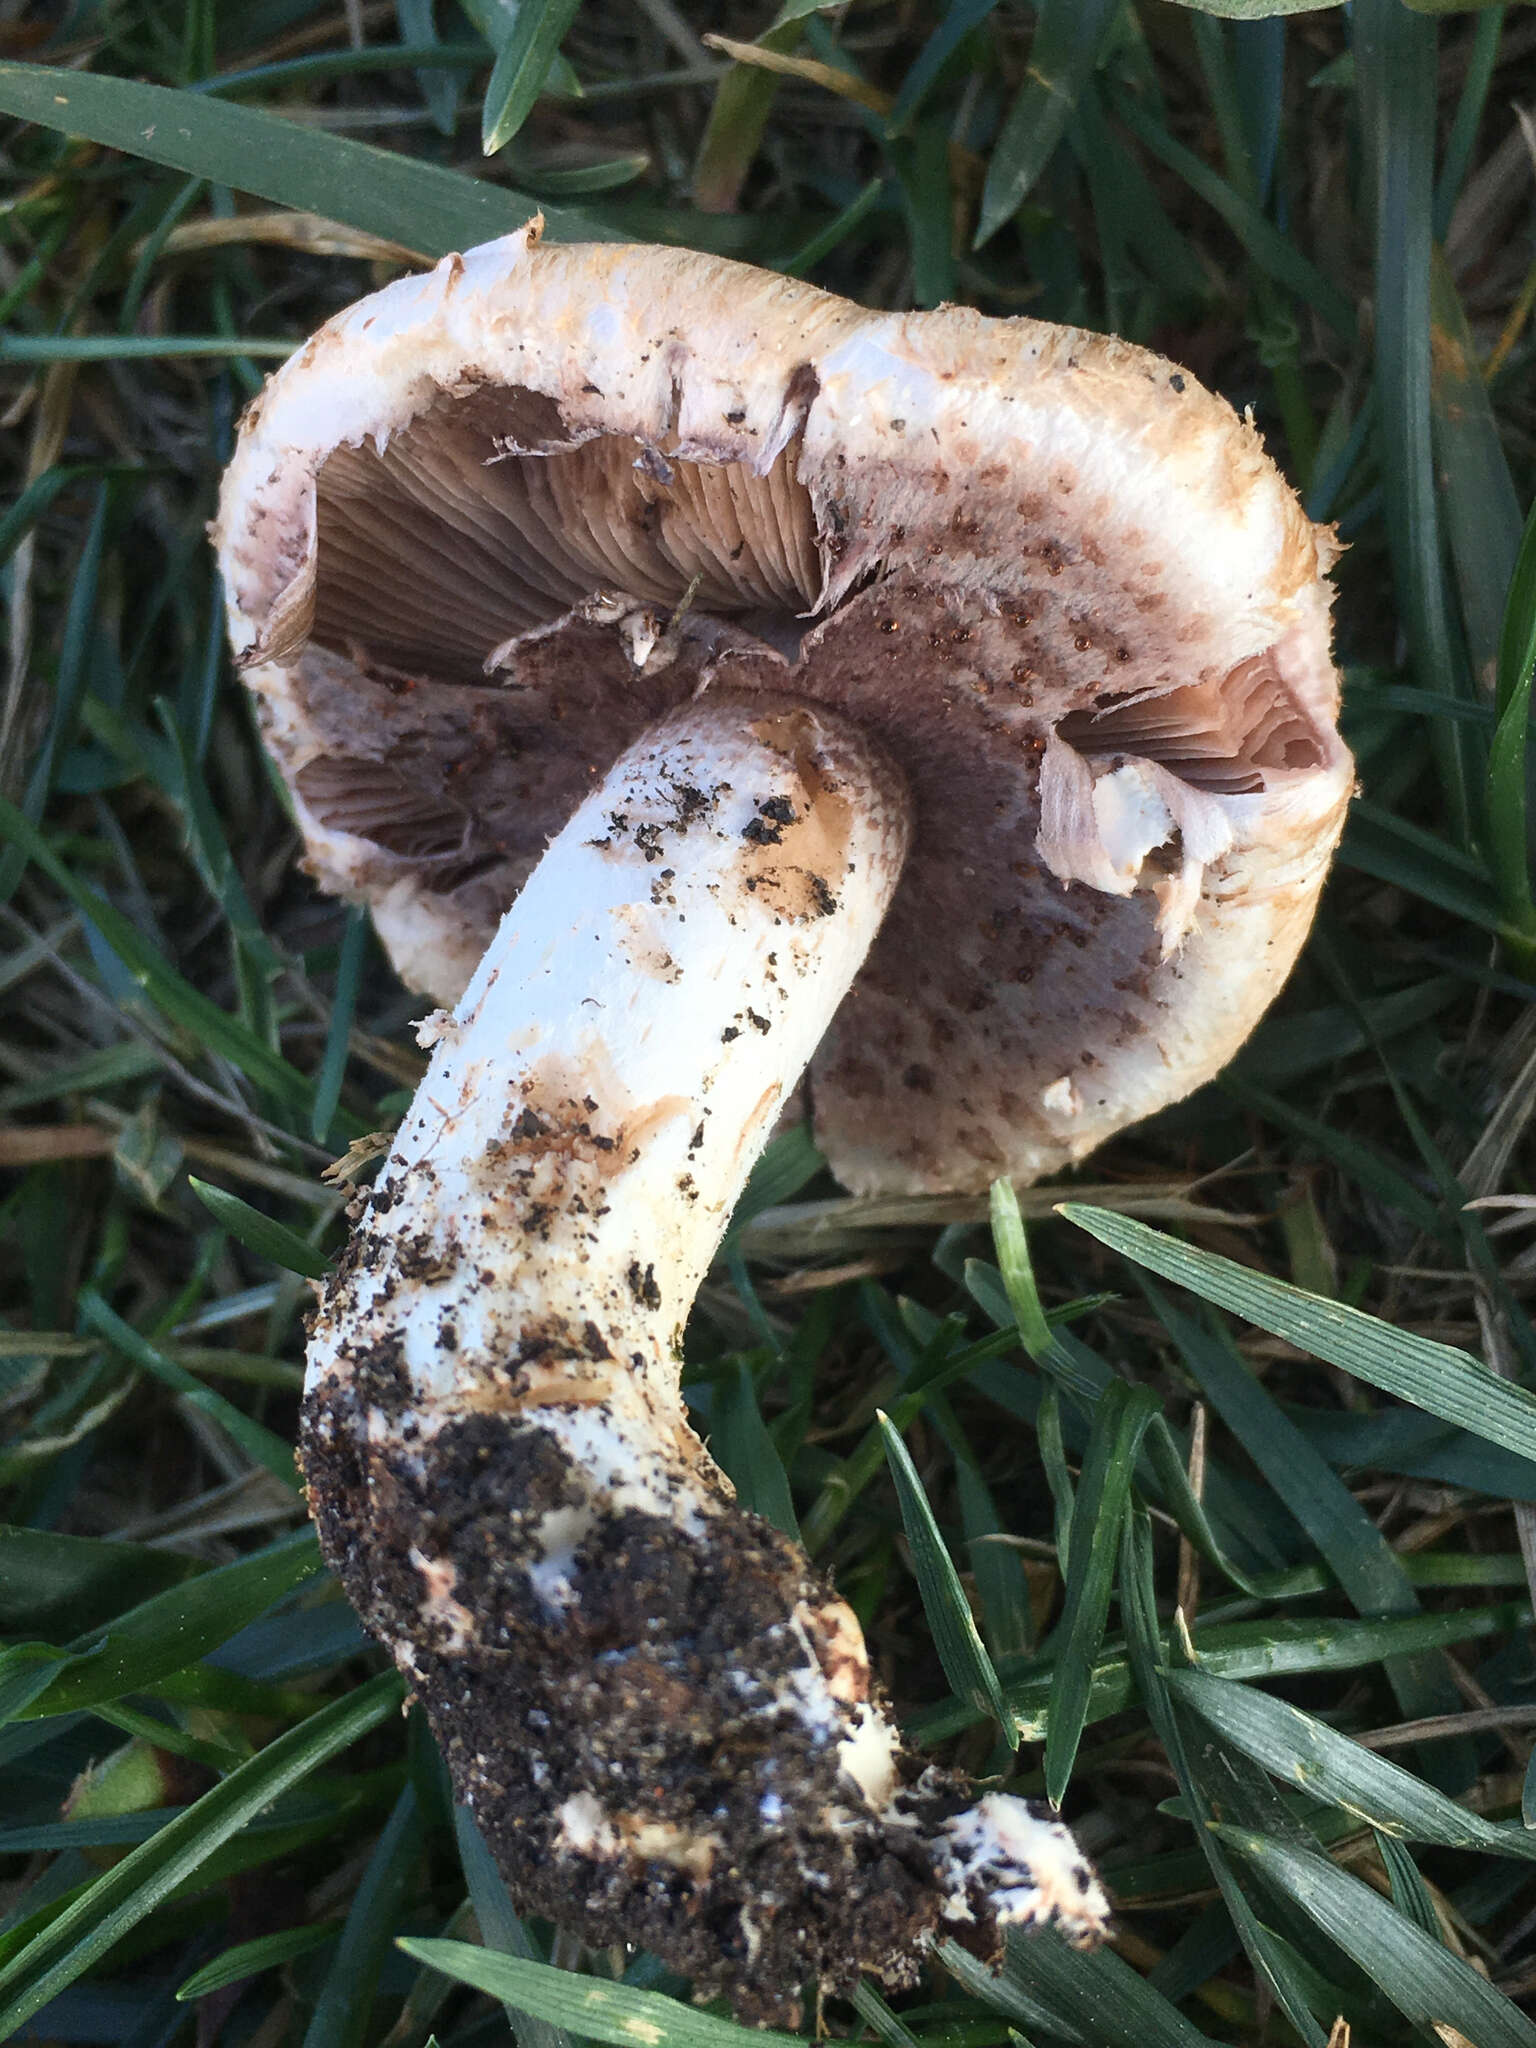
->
216, 220, 1351, 1193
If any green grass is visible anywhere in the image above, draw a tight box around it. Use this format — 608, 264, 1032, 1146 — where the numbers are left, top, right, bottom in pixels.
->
3, 2, 1536, 2043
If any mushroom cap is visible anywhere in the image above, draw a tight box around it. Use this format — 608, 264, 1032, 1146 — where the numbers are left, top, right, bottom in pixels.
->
216, 220, 1351, 1195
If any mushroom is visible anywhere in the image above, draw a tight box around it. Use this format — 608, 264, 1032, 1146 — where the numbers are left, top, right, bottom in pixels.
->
216, 222, 1352, 2018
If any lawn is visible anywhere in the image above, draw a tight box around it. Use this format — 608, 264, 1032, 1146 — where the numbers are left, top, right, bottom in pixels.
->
3, 2, 1536, 2043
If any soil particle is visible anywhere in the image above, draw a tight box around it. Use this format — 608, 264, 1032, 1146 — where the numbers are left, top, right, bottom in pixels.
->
332, 1328, 412, 1425
626, 1261, 663, 1310
670, 783, 713, 828
743, 794, 799, 846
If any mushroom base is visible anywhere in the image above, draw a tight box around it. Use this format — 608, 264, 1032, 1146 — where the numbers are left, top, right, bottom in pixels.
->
304, 1327, 1110, 2016
303, 1375, 1019, 2021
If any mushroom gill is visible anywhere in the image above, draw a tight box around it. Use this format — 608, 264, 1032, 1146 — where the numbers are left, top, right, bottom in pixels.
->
1057, 649, 1326, 795
292, 757, 479, 869
311, 388, 820, 680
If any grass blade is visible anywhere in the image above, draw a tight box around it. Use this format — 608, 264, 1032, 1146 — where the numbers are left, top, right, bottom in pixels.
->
1339, 799, 1503, 932
898, 1597, 1533, 1746
309, 906, 368, 1144
1044, 1379, 1159, 1803
78, 1289, 302, 1490
891, 117, 954, 309
1, 484, 108, 896
935, 1412, 1033, 1659
1487, 496, 1536, 970
481, 0, 583, 155
0, 467, 115, 571
711, 1357, 800, 1541
989, 1180, 1053, 1359
176, 1924, 340, 2001
887, 0, 1000, 135
453, 1809, 571, 2048
1220, 1073, 1446, 1235
1158, 1, 1343, 12
188, 1177, 330, 1282
690, 18, 802, 213
1233, 977, 1463, 1087
0, 335, 295, 363
849, 1983, 920, 2048
1071, 80, 1212, 314
1119, 1512, 1330, 2044
399, 1940, 803, 2048
395, 0, 472, 137
876, 1410, 1017, 1743
1141, 1283, 1474, 1782
975, 0, 1119, 247
1171, 1665, 1536, 1861
1430, 250, 1523, 695
1109, 84, 1355, 336
0, 793, 323, 1120
1434, 6, 1504, 231
1215, 1826, 1536, 2045
0, 63, 593, 259
718, 1125, 826, 1259
303, 1786, 422, 2048
1355, 0, 1479, 840
1036, 1385, 1075, 1576
1060, 1205, 1536, 1464
0, 1528, 196, 1636
968, 1255, 1272, 1594
1, 1527, 317, 1722
1375, 1830, 1442, 1943
0, 1670, 403, 2036
154, 700, 282, 987
937, 1927, 1218, 2047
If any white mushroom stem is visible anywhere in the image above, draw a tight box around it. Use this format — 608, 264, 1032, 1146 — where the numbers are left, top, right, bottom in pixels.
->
310, 693, 908, 1420
301, 691, 1107, 2018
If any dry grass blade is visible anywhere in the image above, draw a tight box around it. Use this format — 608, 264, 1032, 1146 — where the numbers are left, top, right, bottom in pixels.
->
144, 210, 432, 268
699, 35, 893, 117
